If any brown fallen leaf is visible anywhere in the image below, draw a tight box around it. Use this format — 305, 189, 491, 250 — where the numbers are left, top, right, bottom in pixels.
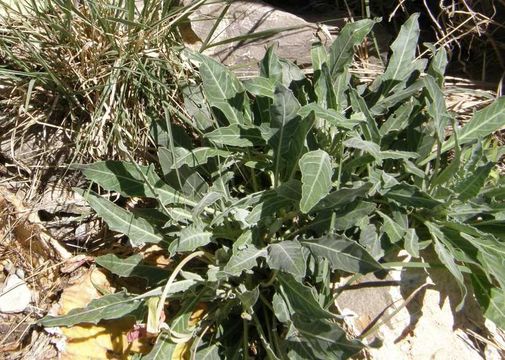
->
53, 268, 152, 359
52, 268, 208, 359
60, 255, 93, 274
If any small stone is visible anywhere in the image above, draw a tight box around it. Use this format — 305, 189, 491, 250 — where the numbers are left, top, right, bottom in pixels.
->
0, 272, 31, 313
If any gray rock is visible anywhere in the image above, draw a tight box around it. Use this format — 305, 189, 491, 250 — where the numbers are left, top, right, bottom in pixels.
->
0, 267, 31, 314
335, 252, 505, 360
181, 0, 337, 76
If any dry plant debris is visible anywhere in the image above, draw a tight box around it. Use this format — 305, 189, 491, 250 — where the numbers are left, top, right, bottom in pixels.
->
44, 268, 152, 359
0, 186, 70, 355
43, 266, 205, 359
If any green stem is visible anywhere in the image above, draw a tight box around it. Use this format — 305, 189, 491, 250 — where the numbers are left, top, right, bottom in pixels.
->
243, 319, 249, 359
261, 270, 278, 287
251, 167, 259, 192
154, 251, 204, 332
336, 139, 344, 190
252, 313, 278, 360
271, 316, 285, 360
430, 138, 442, 187
263, 306, 274, 351
258, 293, 275, 313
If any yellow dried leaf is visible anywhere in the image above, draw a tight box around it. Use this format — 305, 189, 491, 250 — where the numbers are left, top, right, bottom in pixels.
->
171, 303, 207, 360
189, 303, 207, 327
172, 340, 193, 360
57, 269, 152, 359
56, 270, 207, 359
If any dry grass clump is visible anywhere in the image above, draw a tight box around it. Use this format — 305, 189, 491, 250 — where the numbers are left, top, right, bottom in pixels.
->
0, 0, 200, 169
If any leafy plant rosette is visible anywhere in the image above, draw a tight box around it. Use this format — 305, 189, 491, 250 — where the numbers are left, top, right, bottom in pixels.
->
40, 14, 505, 359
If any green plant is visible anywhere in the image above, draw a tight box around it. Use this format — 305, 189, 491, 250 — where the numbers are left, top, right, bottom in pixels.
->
40, 14, 505, 359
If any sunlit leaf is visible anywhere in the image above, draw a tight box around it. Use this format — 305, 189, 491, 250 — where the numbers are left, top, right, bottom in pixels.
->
472, 275, 505, 329
168, 225, 212, 255
299, 150, 333, 213
205, 124, 266, 147
344, 137, 418, 161
311, 42, 329, 107
404, 228, 420, 258
442, 221, 505, 291
80, 161, 196, 207
182, 83, 214, 131
426, 221, 467, 310
39, 291, 140, 327
385, 183, 443, 209
313, 183, 372, 211
349, 90, 381, 143
272, 293, 291, 323
267, 240, 306, 281
298, 103, 361, 130
454, 163, 494, 201
359, 223, 384, 260
302, 235, 382, 274
195, 344, 221, 360
76, 189, 164, 246
321, 63, 338, 110
237, 285, 259, 311
421, 97, 505, 164
277, 273, 334, 319
144, 332, 178, 360
192, 52, 247, 124
377, 210, 406, 243
381, 13, 422, 84
288, 315, 363, 359
96, 253, 169, 284
428, 47, 448, 85
260, 45, 282, 82
332, 201, 377, 230
171, 147, 232, 169
424, 75, 451, 142
269, 85, 302, 184
379, 101, 414, 136
371, 81, 424, 115
224, 246, 266, 277
329, 19, 376, 76
246, 194, 293, 225
244, 77, 276, 98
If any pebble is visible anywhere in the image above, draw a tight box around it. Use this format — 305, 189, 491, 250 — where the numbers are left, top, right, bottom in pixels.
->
0, 271, 31, 313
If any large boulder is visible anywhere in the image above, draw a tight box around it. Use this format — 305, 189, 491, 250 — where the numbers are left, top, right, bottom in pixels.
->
180, 0, 337, 75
